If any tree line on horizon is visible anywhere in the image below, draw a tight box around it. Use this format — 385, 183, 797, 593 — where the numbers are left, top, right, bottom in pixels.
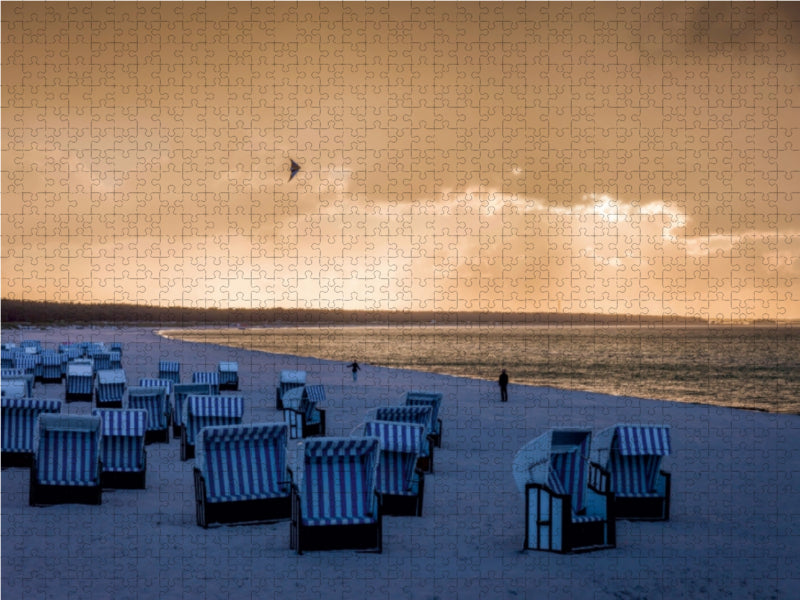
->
0, 299, 708, 327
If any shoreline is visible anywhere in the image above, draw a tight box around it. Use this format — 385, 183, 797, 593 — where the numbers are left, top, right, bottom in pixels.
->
2, 325, 799, 599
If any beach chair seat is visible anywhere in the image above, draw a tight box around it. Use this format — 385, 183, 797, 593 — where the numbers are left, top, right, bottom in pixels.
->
39, 351, 64, 383
158, 360, 181, 384
29, 414, 103, 506
374, 406, 435, 473
2, 398, 62, 467
172, 383, 212, 438
363, 420, 426, 516
192, 371, 220, 395
181, 395, 244, 461
513, 429, 615, 553
96, 369, 127, 408
590, 424, 672, 521
290, 437, 382, 554
276, 370, 306, 410
126, 386, 170, 444
282, 385, 327, 439
218, 361, 239, 391
66, 359, 94, 402
405, 391, 443, 447
194, 423, 292, 527
93, 408, 147, 489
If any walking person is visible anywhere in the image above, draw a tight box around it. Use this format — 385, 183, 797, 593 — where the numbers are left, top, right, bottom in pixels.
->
499, 368, 509, 402
347, 360, 361, 382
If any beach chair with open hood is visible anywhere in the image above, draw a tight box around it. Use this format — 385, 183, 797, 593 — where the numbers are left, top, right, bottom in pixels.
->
66, 359, 94, 402
192, 371, 220, 395
405, 391, 443, 447
290, 437, 382, 554
282, 385, 326, 439
513, 428, 615, 553
126, 385, 170, 444
29, 413, 103, 506
93, 408, 148, 489
172, 382, 212, 438
276, 370, 306, 410
218, 361, 239, 391
96, 369, 127, 409
589, 424, 672, 521
180, 395, 244, 461
1, 398, 62, 467
362, 420, 426, 516
193, 422, 292, 527
158, 360, 181, 384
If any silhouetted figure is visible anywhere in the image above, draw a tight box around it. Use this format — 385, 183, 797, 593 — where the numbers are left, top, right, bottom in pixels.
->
290, 159, 301, 180
499, 369, 509, 402
347, 360, 361, 382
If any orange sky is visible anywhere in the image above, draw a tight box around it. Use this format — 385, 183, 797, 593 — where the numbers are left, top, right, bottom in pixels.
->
2, 2, 799, 320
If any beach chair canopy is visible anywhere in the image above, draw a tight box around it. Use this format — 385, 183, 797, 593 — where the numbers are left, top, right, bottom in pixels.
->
196, 423, 290, 503
126, 386, 169, 431
98, 369, 127, 385
138, 377, 171, 395
513, 429, 592, 514
1, 378, 29, 399
92, 409, 147, 472
1, 398, 62, 453
34, 414, 102, 486
183, 395, 245, 443
218, 361, 238, 373
592, 424, 671, 497
173, 383, 212, 427
363, 420, 425, 496
67, 360, 94, 377
374, 406, 434, 433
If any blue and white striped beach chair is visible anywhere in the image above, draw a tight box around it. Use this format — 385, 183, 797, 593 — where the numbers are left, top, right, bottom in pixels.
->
96, 369, 127, 408
363, 420, 426, 516
109, 351, 122, 370
126, 386, 170, 444
374, 405, 435, 473
218, 361, 239, 391
66, 359, 94, 402
1, 371, 33, 398
29, 413, 103, 506
194, 423, 292, 527
40, 351, 64, 383
1, 398, 62, 467
290, 437, 382, 554
180, 395, 244, 461
282, 385, 326, 439
158, 360, 181, 384
192, 371, 220, 395
276, 370, 306, 409
139, 377, 173, 395
92, 408, 147, 489
590, 424, 672, 521
90, 351, 112, 372
172, 382, 211, 438
13, 353, 38, 376
513, 429, 615, 553
405, 391, 444, 447
110, 342, 123, 357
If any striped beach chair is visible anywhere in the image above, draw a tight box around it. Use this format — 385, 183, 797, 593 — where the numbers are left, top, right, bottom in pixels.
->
512, 428, 615, 553
276, 370, 306, 410
180, 395, 244, 461
1, 371, 33, 398
40, 351, 64, 383
363, 420, 426, 516
282, 385, 326, 439
405, 391, 444, 447
110, 342, 123, 357
66, 359, 94, 402
194, 423, 292, 527
109, 351, 122, 370
172, 383, 211, 438
126, 386, 170, 444
374, 406, 435, 473
1, 398, 62, 467
158, 360, 181, 384
192, 371, 220, 395
13, 353, 38, 376
590, 424, 672, 521
139, 377, 173, 396
96, 369, 127, 408
29, 413, 103, 506
218, 361, 239, 391
93, 408, 147, 489
91, 351, 112, 372
290, 437, 382, 554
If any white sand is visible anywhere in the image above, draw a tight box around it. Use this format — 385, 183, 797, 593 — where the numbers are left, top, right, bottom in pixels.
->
2, 326, 799, 599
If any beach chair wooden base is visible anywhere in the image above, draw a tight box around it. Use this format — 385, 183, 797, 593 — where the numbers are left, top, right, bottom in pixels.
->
194, 469, 291, 528
416, 438, 435, 474
433, 418, 443, 448
95, 400, 123, 410
101, 468, 146, 490
220, 382, 239, 391
65, 392, 93, 403
290, 488, 382, 554
180, 427, 195, 461
29, 463, 102, 506
614, 495, 669, 521
382, 492, 423, 517
144, 428, 170, 445
275, 388, 283, 410
2, 450, 33, 469
41, 375, 63, 384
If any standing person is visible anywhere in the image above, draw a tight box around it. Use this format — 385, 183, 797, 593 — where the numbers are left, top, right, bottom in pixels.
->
499, 368, 509, 402
347, 360, 361, 382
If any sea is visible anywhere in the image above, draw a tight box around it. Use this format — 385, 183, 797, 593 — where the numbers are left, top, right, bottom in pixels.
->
159, 324, 800, 414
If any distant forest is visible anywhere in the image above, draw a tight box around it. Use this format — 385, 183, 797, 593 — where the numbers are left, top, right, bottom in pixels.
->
1, 299, 708, 327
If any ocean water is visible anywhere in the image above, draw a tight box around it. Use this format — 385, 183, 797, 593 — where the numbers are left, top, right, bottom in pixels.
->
160, 324, 800, 414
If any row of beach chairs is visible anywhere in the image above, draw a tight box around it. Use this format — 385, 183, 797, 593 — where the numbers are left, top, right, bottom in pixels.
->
513, 424, 672, 553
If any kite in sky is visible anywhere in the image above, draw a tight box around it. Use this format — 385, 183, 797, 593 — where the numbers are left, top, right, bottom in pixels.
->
290, 159, 301, 180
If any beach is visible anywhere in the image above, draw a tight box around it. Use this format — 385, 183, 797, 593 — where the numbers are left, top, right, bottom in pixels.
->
2, 326, 799, 599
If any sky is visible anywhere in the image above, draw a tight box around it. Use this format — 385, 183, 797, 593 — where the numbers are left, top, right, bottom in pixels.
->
2, 2, 799, 320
